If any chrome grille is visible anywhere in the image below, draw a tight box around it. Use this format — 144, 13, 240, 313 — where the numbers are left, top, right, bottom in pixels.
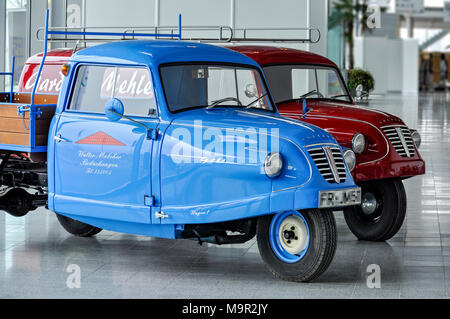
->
308, 146, 347, 184
382, 125, 415, 158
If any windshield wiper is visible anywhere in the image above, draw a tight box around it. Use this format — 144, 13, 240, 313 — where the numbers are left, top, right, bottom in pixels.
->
300, 90, 323, 99
206, 97, 243, 110
245, 93, 268, 110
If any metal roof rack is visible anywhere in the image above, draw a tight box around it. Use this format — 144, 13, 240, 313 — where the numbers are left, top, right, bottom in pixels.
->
120, 26, 321, 43
38, 24, 320, 44
37, 14, 182, 43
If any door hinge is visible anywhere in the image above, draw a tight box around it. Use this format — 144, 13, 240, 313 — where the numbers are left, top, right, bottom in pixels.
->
147, 128, 158, 140
144, 195, 155, 206
155, 211, 169, 219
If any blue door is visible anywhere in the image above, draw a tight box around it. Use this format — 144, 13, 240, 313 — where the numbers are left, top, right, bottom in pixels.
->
53, 64, 159, 226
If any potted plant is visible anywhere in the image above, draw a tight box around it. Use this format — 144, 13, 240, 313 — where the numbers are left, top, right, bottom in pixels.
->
347, 68, 375, 99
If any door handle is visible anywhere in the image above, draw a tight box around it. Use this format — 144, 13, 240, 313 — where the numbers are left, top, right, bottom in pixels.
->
54, 134, 69, 143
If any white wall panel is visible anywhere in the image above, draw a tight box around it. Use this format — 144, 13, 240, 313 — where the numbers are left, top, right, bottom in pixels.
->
29, 0, 48, 55
402, 39, 418, 95
85, 0, 156, 27
355, 36, 418, 95
387, 39, 403, 92
234, 0, 308, 28
354, 37, 388, 95
159, 0, 230, 26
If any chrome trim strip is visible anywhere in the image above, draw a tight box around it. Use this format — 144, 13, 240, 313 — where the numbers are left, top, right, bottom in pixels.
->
395, 127, 411, 157
323, 146, 340, 183
303, 142, 340, 149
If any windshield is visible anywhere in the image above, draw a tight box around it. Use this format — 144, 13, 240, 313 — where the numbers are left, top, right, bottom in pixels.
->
263, 65, 351, 104
160, 64, 275, 113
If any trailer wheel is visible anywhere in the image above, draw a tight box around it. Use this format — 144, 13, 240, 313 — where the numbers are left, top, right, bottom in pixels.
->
343, 179, 406, 241
56, 214, 102, 237
257, 209, 336, 282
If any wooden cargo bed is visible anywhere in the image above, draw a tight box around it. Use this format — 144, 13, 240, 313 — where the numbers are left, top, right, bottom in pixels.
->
0, 92, 58, 153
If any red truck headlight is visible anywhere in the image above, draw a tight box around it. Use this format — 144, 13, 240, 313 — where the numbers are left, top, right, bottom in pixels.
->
410, 129, 421, 149
344, 149, 356, 172
352, 133, 366, 154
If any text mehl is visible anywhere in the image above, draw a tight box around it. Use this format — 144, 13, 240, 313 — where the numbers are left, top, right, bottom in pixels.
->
101, 68, 154, 98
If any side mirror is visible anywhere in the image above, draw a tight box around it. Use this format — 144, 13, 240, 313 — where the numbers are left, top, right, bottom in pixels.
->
244, 84, 257, 98
355, 84, 363, 98
105, 98, 124, 121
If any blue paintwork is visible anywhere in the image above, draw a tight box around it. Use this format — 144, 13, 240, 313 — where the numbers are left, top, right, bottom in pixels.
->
2, 10, 360, 240
269, 211, 310, 263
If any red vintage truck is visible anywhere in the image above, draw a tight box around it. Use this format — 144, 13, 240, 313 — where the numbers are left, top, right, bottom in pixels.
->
16, 45, 425, 242
228, 45, 425, 241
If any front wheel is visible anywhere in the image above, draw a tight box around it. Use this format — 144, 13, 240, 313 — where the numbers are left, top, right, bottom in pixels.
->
56, 213, 102, 237
343, 178, 406, 241
257, 209, 337, 282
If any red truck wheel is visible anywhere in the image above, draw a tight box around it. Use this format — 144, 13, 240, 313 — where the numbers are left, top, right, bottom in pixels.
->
257, 209, 336, 282
56, 214, 102, 237
343, 179, 406, 241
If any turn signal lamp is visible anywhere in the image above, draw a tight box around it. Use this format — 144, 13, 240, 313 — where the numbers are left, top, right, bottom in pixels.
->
62, 64, 70, 76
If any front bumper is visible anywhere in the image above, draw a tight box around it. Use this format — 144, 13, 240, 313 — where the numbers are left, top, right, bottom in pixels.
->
354, 158, 425, 182
271, 181, 361, 212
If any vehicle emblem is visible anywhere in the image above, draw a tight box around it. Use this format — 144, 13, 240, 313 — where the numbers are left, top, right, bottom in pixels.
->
323, 146, 340, 183
76, 131, 125, 146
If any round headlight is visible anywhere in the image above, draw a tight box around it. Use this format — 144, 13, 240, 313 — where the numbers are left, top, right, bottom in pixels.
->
264, 152, 283, 178
410, 129, 421, 149
352, 133, 365, 154
343, 149, 356, 172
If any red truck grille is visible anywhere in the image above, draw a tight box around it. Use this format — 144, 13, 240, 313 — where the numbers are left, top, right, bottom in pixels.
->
381, 125, 415, 158
307, 147, 347, 184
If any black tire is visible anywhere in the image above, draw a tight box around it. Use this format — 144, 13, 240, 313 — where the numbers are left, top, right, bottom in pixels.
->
0, 188, 31, 217
257, 209, 337, 282
56, 213, 102, 237
343, 178, 406, 241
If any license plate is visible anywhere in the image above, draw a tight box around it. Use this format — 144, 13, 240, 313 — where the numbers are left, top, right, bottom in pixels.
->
318, 187, 361, 208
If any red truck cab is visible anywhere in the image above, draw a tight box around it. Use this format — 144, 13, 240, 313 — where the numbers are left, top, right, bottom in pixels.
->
229, 45, 425, 241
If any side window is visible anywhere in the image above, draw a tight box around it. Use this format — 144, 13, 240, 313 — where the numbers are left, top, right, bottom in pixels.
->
70, 66, 113, 113
69, 65, 156, 116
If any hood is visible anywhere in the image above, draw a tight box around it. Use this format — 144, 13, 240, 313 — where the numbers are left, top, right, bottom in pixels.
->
170, 108, 339, 148
278, 100, 405, 127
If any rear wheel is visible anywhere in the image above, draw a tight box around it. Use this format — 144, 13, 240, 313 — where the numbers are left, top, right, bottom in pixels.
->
56, 213, 102, 237
257, 209, 336, 282
343, 179, 406, 241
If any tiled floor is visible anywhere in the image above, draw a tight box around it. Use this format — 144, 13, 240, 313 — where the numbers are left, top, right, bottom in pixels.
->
1, 92, 450, 299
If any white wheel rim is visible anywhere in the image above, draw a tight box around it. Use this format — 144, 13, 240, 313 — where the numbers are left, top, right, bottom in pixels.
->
278, 215, 308, 255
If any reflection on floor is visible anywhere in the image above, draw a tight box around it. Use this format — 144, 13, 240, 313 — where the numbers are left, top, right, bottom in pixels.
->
1, 93, 449, 299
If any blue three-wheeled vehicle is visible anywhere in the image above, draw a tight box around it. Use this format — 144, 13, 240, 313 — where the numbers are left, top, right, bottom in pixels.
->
0, 11, 361, 282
